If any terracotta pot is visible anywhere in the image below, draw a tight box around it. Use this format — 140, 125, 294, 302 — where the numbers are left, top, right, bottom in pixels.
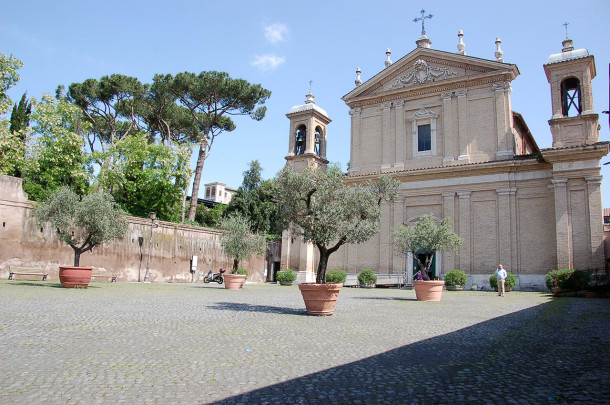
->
279, 281, 293, 286
359, 283, 375, 289
585, 291, 600, 298
446, 285, 464, 291
298, 283, 343, 316
413, 280, 445, 301
224, 273, 246, 290
59, 266, 93, 288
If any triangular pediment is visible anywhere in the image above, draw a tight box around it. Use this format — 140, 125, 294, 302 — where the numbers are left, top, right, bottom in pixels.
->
343, 48, 518, 103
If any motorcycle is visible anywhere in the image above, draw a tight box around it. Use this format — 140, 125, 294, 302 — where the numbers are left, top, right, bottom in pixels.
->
203, 268, 225, 284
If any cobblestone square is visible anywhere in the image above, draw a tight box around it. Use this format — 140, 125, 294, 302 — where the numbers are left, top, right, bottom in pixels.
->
0, 281, 608, 404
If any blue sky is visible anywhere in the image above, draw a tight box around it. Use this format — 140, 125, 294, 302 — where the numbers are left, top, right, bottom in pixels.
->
2, 0, 610, 203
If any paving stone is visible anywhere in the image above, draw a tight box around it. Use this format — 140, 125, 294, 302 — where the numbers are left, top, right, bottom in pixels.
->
0, 281, 608, 404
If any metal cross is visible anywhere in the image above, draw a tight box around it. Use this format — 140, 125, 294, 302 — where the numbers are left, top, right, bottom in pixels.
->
563, 21, 569, 37
309, 80, 313, 93
413, 9, 433, 36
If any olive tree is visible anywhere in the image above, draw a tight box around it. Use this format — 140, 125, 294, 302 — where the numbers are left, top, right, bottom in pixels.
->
275, 165, 399, 284
218, 213, 267, 273
34, 187, 128, 267
393, 214, 462, 280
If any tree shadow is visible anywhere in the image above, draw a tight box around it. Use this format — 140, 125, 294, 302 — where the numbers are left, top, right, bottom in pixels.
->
207, 302, 308, 316
354, 296, 418, 302
6, 281, 64, 288
205, 298, 610, 404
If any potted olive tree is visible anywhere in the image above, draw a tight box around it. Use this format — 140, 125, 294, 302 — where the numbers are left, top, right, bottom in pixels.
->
393, 214, 462, 301
276, 269, 297, 286
218, 213, 267, 290
275, 165, 398, 315
34, 187, 128, 288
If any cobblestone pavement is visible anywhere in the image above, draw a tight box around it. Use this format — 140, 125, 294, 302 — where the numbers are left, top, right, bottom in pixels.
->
0, 280, 608, 404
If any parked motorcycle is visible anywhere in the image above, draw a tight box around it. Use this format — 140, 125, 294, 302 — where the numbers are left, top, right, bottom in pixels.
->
203, 268, 225, 284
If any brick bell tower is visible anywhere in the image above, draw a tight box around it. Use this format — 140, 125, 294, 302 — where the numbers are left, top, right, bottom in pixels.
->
543, 36, 599, 148
280, 91, 331, 282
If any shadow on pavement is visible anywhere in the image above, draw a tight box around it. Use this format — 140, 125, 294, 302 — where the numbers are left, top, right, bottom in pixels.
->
354, 296, 418, 302
6, 281, 65, 288
207, 302, 308, 316
207, 298, 610, 404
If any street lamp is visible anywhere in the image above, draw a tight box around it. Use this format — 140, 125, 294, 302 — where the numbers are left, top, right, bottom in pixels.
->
137, 233, 144, 282
144, 212, 156, 283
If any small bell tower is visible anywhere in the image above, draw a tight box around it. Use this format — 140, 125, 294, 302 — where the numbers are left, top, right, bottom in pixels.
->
544, 35, 599, 147
285, 91, 331, 172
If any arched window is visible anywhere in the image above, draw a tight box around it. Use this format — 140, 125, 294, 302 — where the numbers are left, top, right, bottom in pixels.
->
206, 187, 210, 198
211, 186, 216, 198
314, 126, 322, 156
295, 125, 306, 155
561, 77, 582, 117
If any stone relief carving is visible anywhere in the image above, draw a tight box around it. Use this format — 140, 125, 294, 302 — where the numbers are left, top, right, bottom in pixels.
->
409, 107, 439, 121
349, 107, 362, 116
386, 60, 459, 90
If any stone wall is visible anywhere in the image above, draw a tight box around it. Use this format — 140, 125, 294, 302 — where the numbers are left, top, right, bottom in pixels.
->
0, 175, 266, 283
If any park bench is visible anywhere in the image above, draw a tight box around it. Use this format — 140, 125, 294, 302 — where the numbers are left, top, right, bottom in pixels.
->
8, 265, 48, 281
89, 272, 117, 283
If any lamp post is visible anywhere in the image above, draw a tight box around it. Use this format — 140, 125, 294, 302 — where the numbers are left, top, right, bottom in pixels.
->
144, 212, 156, 283
137, 234, 144, 282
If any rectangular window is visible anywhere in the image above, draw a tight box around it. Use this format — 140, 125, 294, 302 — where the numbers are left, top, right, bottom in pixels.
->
418, 124, 431, 152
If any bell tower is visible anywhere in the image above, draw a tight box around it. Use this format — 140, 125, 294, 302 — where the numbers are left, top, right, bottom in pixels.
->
544, 36, 599, 147
281, 92, 331, 282
285, 91, 331, 172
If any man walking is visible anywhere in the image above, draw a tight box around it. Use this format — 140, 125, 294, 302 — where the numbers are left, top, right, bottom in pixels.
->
495, 264, 507, 296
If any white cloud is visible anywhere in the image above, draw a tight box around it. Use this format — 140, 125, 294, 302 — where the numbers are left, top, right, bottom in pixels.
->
264, 23, 289, 44
251, 54, 286, 73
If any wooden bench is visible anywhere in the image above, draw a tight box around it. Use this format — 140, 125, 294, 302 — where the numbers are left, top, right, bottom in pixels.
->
8, 266, 48, 281
90, 273, 117, 283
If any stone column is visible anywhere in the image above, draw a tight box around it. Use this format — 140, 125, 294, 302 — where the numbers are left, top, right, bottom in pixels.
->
496, 187, 516, 270
458, 191, 472, 272
379, 201, 391, 273
304, 117, 315, 154
392, 195, 405, 276
442, 191, 456, 273
493, 82, 514, 159
586, 176, 605, 270
394, 100, 405, 169
287, 123, 295, 157
349, 107, 361, 173
381, 102, 392, 169
441, 92, 454, 164
552, 178, 571, 269
280, 229, 292, 270
456, 89, 469, 161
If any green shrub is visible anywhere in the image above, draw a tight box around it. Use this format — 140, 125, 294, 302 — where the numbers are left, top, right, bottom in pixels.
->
276, 269, 296, 283
236, 268, 248, 276
357, 269, 377, 285
326, 270, 347, 284
444, 269, 467, 287
489, 272, 517, 290
544, 269, 591, 292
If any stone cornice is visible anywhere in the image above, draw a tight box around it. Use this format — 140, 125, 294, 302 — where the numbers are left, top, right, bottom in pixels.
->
286, 108, 332, 125
541, 142, 609, 163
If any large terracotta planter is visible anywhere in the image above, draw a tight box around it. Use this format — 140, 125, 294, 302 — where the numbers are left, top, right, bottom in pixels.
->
59, 266, 93, 288
413, 280, 445, 301
298, 283, 343, 316
224, 273, 246, 290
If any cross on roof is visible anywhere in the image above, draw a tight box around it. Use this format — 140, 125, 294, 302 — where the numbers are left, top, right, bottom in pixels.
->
309, 80, 313, 93
413, 9, 433, 36
563, 21, 569, 38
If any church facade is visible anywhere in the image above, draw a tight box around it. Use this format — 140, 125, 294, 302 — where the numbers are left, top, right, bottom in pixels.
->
281, 33, 607, 291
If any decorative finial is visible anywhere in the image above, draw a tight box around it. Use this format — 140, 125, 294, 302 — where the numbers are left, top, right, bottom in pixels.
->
457, 29, 466, 55
355, 67, 362, 87
563, 21, 569, 38
494, 37, 503, 62
413, 9, 433, 37
305, 91, 315, 104
385, 49, 392, 68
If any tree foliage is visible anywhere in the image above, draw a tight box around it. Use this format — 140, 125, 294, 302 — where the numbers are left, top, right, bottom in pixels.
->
22, 95, 92, 201
393, 214, 462, 280
195, 203, 227, 228
0, 53, 26, 177
225, 160, 280, 236
34, 187, 128, 267
96, 132, 192, 221
168, 71, 271, 221
218, 213, 267, 273
275, 165, 399, 283
10, 92, 32, 134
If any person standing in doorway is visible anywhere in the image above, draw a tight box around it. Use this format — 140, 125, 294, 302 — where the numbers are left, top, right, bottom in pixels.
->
495, 264, 507, 296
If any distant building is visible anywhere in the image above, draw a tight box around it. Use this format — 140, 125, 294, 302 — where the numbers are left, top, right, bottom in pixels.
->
204, 182, 237, 205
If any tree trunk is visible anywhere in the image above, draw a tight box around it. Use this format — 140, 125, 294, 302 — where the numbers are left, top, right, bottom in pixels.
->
187, 139, 208, 221
232, 259, 239, 273
74, 251, 81, 267
316, 249, 330, 284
